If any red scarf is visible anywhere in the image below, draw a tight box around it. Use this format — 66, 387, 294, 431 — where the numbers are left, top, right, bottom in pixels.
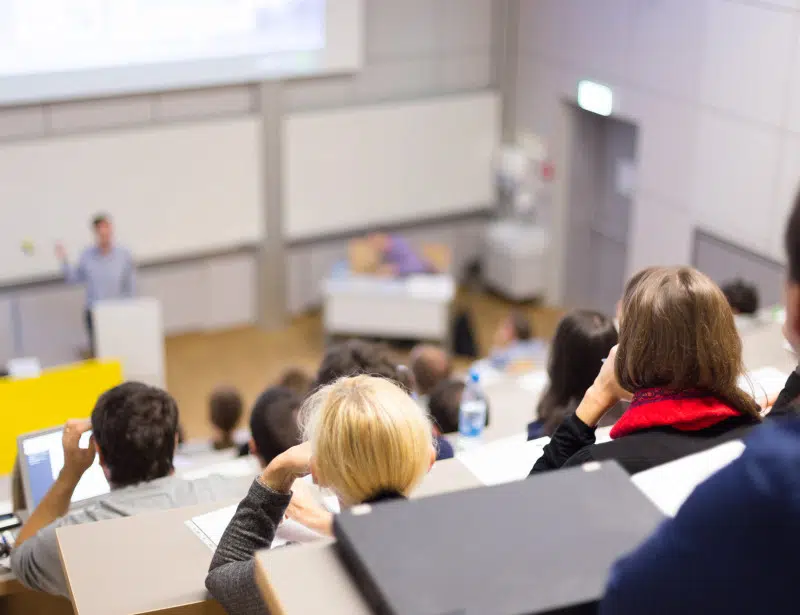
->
609, 388, 742, 439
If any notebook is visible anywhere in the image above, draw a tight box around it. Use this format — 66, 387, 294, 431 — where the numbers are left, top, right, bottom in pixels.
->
334, 461, 664, 615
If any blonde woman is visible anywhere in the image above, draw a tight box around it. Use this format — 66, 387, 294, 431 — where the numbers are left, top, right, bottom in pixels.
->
531, 266, 763, 476
205, 375, 436, 615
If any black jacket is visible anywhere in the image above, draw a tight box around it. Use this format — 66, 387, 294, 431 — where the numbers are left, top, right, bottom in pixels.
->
530, 370, 800, 476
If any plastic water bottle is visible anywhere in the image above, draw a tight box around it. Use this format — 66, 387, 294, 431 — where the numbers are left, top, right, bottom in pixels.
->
458, 370, 488, 450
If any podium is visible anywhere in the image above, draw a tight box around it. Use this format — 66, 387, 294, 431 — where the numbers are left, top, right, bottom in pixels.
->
92, 298, 165, 388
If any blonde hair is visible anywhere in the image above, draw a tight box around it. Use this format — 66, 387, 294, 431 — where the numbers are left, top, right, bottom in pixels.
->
301, 375, 434, 506
617, 267, 761, 419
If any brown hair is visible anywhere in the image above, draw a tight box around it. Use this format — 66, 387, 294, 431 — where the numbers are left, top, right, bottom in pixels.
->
209, 386, 244, 450
616, 267, 760, 419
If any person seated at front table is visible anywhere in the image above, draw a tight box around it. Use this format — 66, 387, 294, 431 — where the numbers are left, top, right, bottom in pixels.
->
527, 310, 618, 441
245, 386, 303, 467
11, 383, 246, 597
489, 310, 547, 371
366, 232, 433, 277
530, 266, 764, 476
205, 375, 436, 615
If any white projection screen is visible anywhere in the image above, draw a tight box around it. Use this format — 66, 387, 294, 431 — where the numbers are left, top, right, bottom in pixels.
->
0, 0, 363, 105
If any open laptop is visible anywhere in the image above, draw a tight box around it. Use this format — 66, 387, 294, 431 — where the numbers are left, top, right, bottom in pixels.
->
334, 461, 664, 615
17, 426, 111, 516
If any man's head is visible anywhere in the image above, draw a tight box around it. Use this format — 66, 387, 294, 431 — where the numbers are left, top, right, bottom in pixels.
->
721, 279, 760, 315
315, 340, 404, 389
784, 191, 800, 350
91, 382, 179, 487
92, 214, 113, 251
427, 379, 465, 434
409, 344, 452, 397
496, 310, 534, 347
249, 387, 303, 467
208, 387, 243, 447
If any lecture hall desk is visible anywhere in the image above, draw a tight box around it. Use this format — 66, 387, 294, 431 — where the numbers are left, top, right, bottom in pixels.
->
52, 459, 480, 615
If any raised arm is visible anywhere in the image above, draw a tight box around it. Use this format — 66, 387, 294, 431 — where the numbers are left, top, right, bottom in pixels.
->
206, 443, 311, 615
57, 245, 86, 284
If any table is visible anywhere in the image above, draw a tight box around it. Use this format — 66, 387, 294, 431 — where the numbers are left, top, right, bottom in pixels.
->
55, 458, 478, 615
254, 458, 482, 615
323, 274, 455, 343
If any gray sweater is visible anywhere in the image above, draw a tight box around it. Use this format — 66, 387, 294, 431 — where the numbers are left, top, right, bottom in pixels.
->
206, 479, 292, 615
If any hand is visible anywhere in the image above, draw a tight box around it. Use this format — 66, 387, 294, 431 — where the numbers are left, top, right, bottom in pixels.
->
61, 419, 96, 482
260, 442, 312, 494
577, 346, 631, 427
55, 243, 67, 262
783, 321, 800, 356
286, 485, 334, 537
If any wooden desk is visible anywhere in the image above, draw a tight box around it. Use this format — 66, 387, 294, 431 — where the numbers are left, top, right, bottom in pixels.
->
57, 469, 253, 615
1, 569, 75, 614
55, 459, 479, 615
255, 457, 482, 615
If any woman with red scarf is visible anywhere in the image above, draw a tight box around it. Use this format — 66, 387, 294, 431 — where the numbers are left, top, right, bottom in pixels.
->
531, 266, 764, 476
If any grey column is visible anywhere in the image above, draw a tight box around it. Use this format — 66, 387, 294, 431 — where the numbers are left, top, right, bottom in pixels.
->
257, 81, 287, 330
492, 0, 520, 143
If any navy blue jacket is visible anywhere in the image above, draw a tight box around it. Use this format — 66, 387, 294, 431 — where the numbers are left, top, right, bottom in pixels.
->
600, 418, 800, 615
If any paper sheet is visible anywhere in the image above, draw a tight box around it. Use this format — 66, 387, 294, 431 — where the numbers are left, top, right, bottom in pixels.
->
457, 433, 547, 486
186, 504, 324, 552
178, 456, 260, 481
738, 366, 789, 409
632, 440, 745, 517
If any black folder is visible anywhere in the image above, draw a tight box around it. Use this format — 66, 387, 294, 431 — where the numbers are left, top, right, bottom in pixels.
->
334, 461, 663, 615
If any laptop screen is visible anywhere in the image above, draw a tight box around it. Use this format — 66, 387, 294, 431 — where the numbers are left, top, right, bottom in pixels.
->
20, 428, 110, 510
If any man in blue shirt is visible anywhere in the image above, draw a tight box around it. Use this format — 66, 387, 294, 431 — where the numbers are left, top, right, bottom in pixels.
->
56, 214, 136, 354
599, 182, 800, 615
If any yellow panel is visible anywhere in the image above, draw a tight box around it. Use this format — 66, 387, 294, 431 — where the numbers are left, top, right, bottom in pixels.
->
0, 360, 123, 474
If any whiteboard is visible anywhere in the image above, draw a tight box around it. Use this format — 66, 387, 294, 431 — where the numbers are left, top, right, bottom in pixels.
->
282, 92, 501, 240
0, 118, 263, 285
0, 0, 364, 106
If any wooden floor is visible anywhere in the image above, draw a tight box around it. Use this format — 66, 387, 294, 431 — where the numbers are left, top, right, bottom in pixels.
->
167, 290, 564, 440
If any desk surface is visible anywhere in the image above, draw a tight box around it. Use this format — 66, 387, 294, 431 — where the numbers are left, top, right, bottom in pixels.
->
255, 457, 482, 615
0, 570, 25, 597
55, 458, 479, 615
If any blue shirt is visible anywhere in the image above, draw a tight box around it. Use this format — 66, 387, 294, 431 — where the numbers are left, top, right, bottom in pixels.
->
489, 339, 548, 370
601, 418, 800, 615
62, 246, 136, 306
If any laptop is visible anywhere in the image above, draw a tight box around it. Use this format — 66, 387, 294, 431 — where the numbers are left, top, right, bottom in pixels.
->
334, 461, 664, 615
17, 426, 111, 515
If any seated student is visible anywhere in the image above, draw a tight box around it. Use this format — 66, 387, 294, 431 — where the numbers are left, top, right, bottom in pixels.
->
209, 386, 244, 451
527, 310, 618, 440
246, 386, 303, 467
489, 310, 547, 370
205, 375, 436, 615
366, 232, 432, 277
600, 194, 800, 614
428, 378, 491, 437
11, 382, 246, 597
530, 267, 763, 476
275, 367, 313, 398
409, 343, 453, 407
721, 278, 760, 316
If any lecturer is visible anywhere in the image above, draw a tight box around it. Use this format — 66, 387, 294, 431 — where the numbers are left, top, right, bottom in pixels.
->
55, 214, 137, 355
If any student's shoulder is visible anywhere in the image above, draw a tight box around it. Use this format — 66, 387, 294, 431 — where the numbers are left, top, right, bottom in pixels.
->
743, 420, 800, 498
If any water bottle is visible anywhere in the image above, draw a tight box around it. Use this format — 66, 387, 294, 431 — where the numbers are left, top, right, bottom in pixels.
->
458, 370, 488, 450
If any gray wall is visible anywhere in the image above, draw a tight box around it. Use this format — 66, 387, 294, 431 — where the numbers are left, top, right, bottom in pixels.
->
0, 0, 497, 367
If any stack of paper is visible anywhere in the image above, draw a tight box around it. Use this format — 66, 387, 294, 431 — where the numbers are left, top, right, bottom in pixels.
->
186, 504, 324, 552
632, 441, 745, 517
457, 433, 548, 486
